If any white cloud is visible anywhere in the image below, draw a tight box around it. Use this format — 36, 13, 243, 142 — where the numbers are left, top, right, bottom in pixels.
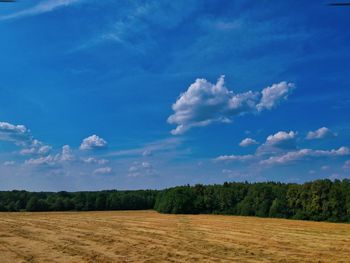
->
255, 131, 297, 156
215, 154, 254, 162
0, 121, 30, 145
0, 121, 52, 156
215, 127, 349, 168
261, 131, 297, 150
25, 155, 57, 166
93, 167, 113, 175
20, 139, 52, 156
261, 146, 349, 165
306, 127, 336, 140
59, 145, 74, 162
239, 138, 258, 147
0, 0, 81, 21
128, 161, 157, 177
80, 135, 107, 150
82, 157, 108, 165
168, 76, 294, 134
25, 145, 74, 166
256, 82, 295, 111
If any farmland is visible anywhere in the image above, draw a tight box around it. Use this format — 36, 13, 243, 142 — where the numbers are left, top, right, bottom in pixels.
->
0, 211, 349, 262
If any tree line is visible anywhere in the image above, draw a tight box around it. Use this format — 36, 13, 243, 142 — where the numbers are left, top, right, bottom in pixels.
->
0, 190, 157, 212
154, 179, 350, 222
1, 179, 350, 222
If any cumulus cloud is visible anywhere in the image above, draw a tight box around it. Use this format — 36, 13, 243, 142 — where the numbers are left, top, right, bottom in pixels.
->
216, 131, 297, 162
254, 131, 298, 157
0, 121, 31, 145
239, 138, 258, 147
259, 131, 297, 151
0, 121, 52, 156
20, 139, 52, 156
25, 145, 74, 166
215, 128, 348, 168
0, 0, 81, 21
59, 145, 75, 162
260, 146, 349, 165
80, 135, 107, 150
93, 167, 113, 175
256, 82, 295, 111
128, 161, 157, 177
306, 127, 336, 140
168, 76, 294, 134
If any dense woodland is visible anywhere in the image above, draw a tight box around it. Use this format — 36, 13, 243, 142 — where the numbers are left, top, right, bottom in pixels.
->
155, 179, 350, 222
0, 190, 157, 212
1, 179, 350, 222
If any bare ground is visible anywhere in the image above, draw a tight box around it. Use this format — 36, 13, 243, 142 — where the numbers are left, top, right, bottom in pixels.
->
0, 210, 349, 262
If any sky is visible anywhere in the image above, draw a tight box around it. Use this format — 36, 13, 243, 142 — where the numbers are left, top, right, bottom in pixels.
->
0, 0, 349, 191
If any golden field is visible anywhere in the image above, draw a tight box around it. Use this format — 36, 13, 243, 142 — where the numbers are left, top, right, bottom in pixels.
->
0, 210, 349, 262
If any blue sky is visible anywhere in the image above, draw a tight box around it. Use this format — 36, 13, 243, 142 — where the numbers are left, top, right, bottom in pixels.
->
0, 0, 349, 191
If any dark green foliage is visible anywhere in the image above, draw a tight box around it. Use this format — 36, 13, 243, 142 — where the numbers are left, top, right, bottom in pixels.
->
25, 197, 48, 212
154, 187, 198, 214
0, 190, 157, 213
154, 179, 350, 222
1, 179, 350, 222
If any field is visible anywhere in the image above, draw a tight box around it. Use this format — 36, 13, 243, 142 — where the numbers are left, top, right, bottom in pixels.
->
0, 211, 349, 262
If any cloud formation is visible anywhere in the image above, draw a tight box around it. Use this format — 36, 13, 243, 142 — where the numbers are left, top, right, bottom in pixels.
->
168, 76, 294, 134
128, 161, 157, 177
0, 121, 52, 156
306, 127, 336, 140
215, 128, 349, 169
256, 82, 295, 111
80, 135, 107, 150
82, 157, 108, 165
0, 121, 30, 145
0, 0, 81, 21
25, 155, 57, 166
93, 167, 113, 175
258, 131, 297, 153
261, 147, 349, 165
20, 139, 52, 156
239, 138, 258, 147
25, 145, 74, 166
60, 145, 75, 162
215, 154, 254, 162
216, 131, 297, 163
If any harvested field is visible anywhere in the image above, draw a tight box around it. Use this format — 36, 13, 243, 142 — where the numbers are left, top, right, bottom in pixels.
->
0, 210, 349, 262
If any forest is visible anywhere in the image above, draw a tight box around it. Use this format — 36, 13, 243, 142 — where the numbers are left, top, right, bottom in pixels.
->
1, 179, 350, 222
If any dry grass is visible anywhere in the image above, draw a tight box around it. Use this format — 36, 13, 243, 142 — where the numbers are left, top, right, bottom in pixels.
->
0, 210, 349, 262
